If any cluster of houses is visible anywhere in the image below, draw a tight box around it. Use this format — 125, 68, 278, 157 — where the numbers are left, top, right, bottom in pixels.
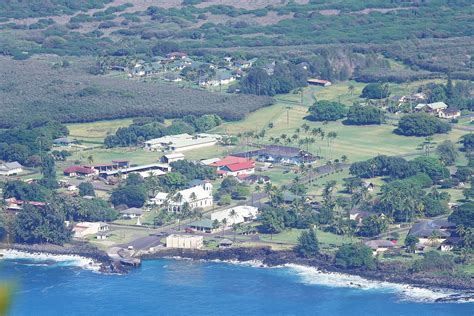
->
122, 53, 260, 88
414, 101, 461, 119
390, 93, 460, 119
363, 218, 459, 256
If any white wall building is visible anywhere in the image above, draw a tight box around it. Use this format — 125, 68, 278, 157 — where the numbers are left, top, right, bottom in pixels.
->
144, 133, 220, 152
210, 205, 259, 228
166, 234, 203, 249
73, 222, 109, 239
0, 162, 23, 176
151, 182, 213, 212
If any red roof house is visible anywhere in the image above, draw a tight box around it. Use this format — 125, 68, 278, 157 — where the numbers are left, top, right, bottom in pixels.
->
213, 156, 255, 177
63, 166, 97, 177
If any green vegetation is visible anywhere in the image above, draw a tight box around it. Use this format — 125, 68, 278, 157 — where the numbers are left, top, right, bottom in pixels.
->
345, 105, 384, 125
396, 113, 451, 137
295, 228, 319, 258
307, 100, 347, 122
335, 244, 375, 270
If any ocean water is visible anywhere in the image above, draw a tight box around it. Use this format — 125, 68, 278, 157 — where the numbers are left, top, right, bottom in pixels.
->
0, 257, 473, 316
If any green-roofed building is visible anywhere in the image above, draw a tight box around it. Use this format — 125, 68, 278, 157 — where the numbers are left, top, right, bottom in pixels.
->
189, 218, 218, 233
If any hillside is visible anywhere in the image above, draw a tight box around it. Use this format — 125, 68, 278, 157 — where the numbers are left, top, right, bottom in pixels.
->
0, 56, 273, 127
0, 0, 473, 80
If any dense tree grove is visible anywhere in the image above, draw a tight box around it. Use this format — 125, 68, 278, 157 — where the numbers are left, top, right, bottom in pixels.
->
360, 83, 390, 99
335, 244, 375, 270
349, 155, 448, 183
0, 121, 68, 165
110, 184, 147, 208
238, 63, 307, 96
345, 105, 384, 125
78, 183, 95, 197
449, 202, 474, 228
12, 204, 72, 245
307, 101, 347, 122
396, 113, 451, 136
3, 181, 51, 202
169, 160, 217, 182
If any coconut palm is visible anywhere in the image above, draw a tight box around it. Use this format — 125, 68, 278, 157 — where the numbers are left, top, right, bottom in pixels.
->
221, 218, 228, 236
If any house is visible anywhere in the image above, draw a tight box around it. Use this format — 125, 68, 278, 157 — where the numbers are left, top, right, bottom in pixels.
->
219, 239, 233, 248
416, 102, 448, 114
5, 198, 46, 214
256, 145, 315, 165
364, 240, 396, 255
217, 160, 255, 177
152, 182, 213, 212
96, 231, 110, 240
239, 174, 271, 185
73, 222, 109, 239
166, 234, 203, 249
307, 79, 332, 87
362, 181, 375, 192
163, 72, 182, 82
439, 108, 461, 119
144, 133, 220, 152
408, 219, 456, 246
188, 218, 217, 233
199, 70, 236, 87
234, 58, 256, 69
53, 137, 77, 146
0, 162, 23, 176
210, 205, 259, 228
120, 207, 145, 219
150, 192, 169, 206
63, 165, 97, 177
161, 153, 185, 164
349, 208, 371, 223
210, 156, 255, 177
166, 52, 187, 60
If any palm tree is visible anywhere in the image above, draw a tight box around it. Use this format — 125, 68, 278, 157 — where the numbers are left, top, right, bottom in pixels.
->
232, 223, 242, 242
221, 218, 228, 236
212, 219, 220, 233
348, 84, 355, 96
189, 192, 197, 208
428, 230, 440, 247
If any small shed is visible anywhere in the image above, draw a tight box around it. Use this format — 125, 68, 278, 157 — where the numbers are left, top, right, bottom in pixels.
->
219, 238, 233, 248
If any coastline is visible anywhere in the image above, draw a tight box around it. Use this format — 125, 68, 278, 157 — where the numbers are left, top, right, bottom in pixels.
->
142, 247, 474, 295
2, 243, 473, 302
0, 242, 130, 274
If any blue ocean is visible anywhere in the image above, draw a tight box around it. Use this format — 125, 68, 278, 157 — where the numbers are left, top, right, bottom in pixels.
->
1, 257, 473, 316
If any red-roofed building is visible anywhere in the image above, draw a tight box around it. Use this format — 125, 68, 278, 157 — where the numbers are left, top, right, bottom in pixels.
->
210, 156, 250, 168
5, 197, 46, 214
63, 166, 97, 177
307, 79, 332, 87
214, 157, 255, 177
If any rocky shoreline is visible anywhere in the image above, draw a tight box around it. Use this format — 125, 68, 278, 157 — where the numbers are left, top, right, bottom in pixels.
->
143, 247, 474, 294
0, 242, 131, 274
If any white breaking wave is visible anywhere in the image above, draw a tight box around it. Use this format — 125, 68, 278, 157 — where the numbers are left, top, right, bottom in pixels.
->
284, 264, 473, 303
0, 249, 101, 272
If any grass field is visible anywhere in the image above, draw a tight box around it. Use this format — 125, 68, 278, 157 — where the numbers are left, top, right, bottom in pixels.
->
67, 119, 134, 143
215, 103, 467, 162
259, 228, 357, 247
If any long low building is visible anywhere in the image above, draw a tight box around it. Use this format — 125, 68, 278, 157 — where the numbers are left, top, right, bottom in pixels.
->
166, 234, 203, 249
0, 161, 23, 176
144, 133, 221, 152
211, 205, 259, 228
99, 163, 171, 178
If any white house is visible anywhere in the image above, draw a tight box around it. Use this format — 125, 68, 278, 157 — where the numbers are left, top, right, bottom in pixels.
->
166, 234, 203, 249
438, 108, 461, 119
73, 222, 109, 239
364, 240, 396, 256
0, 162, 23, 176
151, 182, 213, 212
120, 207, 145, 219
210, 205, 259, 228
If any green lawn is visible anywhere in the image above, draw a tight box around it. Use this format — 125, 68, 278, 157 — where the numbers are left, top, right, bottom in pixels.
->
67, 118, 134, 143
215, 103, 467, 163
259, 228, 357, 247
